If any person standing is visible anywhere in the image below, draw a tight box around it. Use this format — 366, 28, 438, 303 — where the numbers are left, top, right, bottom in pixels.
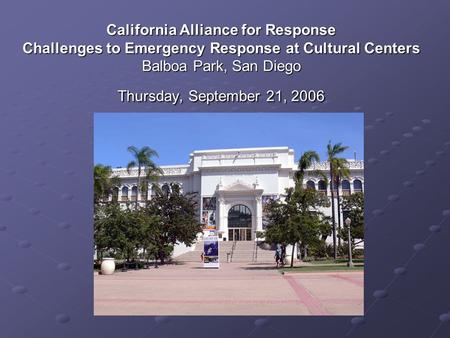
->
275, 244, 282, 268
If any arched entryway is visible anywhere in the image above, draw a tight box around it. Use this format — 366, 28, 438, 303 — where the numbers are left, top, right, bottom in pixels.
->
228, 204, 252, 241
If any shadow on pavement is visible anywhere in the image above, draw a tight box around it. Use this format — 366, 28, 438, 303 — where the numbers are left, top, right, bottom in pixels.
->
241, 265, 279, 271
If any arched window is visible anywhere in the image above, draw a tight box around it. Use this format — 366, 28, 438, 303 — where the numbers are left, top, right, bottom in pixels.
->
342, 180, 351, 196
318, 180, 327, 194
121, 186, 128, 201
353, 179, 363, 193
228, 204, 252, 228
162, 183, 170, 196
131, 186, 138, 201
306, 180, 316, 190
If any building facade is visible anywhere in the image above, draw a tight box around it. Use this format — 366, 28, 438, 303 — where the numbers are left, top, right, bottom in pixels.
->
111, 147, 364, 242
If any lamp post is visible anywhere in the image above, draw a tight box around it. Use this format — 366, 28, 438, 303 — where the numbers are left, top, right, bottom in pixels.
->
345, 217, 354, 268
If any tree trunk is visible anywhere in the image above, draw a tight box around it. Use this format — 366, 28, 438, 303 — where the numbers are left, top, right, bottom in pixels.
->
290, 243, 295, 267
160, 250, 165, 265
154, 252, 159, 268
336, 179, 342, 249
136, 165, 141, 210
329, 165, 337, 260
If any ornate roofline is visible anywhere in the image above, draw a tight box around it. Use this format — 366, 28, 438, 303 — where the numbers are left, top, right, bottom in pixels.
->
304, 160, 364, 171
110, 156, 364, 178
112, 165, 189, 178
200, 164, 281, 173
192, 146, 291, 154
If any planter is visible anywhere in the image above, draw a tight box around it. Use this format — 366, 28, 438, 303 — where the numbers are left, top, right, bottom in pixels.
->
100, 258, 115, 275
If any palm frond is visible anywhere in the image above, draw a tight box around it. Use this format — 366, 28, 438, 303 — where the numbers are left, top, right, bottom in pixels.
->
142, 146, 159, 159
295, 150, 320, 187
127, 146, 139, 156
327, 141, 349, 158
314, 170, 329, 187
126, 160, 137, 174
331, 157, 350, 180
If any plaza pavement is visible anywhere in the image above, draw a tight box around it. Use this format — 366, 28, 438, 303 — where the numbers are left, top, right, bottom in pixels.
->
94, 261, 363, 316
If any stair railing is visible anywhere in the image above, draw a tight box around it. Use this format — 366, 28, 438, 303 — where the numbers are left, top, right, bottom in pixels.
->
230, 239, 237, 262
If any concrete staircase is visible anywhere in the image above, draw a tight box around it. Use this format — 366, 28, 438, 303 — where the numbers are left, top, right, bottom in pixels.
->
229, 241, 254, 262
175, 240, 276, 263
173, 243, 203, 262
174, 240, 234, 263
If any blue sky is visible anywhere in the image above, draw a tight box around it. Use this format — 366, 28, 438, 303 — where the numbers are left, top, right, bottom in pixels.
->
94, 113, 364, 167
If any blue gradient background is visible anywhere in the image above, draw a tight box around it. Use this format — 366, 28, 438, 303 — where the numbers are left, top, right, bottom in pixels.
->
1, 0, 450, 337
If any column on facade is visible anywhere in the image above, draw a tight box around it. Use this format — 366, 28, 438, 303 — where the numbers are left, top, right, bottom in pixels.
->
217, 197, 226, 238
119, 186, 123, 201
255, 195, 263, 233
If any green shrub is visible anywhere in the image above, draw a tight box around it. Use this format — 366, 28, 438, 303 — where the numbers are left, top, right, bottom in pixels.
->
354, 248, 364, 258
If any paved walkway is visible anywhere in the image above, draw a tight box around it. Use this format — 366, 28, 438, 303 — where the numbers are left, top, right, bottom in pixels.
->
94, 262, 363, 315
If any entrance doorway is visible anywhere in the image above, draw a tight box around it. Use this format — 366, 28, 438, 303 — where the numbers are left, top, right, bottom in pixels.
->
228, 204, 252, 241
228, 228, 252, 241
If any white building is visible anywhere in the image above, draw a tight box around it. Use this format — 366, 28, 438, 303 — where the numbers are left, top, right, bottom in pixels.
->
111, 146, 364, 244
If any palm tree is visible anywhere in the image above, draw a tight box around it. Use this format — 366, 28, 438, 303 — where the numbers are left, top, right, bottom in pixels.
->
94, 164, 121, 204
295, 151, 320, 189
330, 157, 350, 248
126, 146, 160, 209
327, 141, 348, 260
141, 163, 163, 201
290, 151, 320, 264
296, 150, 329, 191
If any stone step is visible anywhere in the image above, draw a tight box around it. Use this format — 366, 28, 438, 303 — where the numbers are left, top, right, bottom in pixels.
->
175, 240, 276, 263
